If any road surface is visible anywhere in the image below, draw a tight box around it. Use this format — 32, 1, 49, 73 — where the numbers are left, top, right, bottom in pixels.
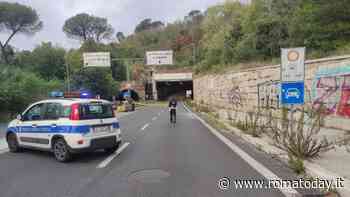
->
0, 104, 317, 197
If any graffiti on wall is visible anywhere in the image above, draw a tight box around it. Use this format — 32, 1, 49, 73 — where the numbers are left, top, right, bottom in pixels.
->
312, 66, 350, 118
258, 81, 280, 109
228, 86, 242, 107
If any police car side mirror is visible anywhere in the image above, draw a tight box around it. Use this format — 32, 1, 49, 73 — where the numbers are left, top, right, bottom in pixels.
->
16, 114, 22, 121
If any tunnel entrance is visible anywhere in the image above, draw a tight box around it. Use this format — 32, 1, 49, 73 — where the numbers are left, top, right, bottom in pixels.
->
149, 71, 193, 101
156, 81, 193, 100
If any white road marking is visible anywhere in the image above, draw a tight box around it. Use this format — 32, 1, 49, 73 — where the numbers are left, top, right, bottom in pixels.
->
152, 117, 157, 121
0, 138, 8, 154
141, 123, 150, 131
183, 104, 300, 197
97, 142, 130, 169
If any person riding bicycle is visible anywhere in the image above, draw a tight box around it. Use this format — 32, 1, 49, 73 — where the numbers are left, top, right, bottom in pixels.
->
168, 97, 177, 123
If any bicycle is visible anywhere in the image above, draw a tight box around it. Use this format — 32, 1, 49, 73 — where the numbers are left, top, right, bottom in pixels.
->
169, 107, 176, 128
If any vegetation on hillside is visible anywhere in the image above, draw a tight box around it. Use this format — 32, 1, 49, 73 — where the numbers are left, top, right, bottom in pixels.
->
1, 0, 350, 115
116, 0, 350, 73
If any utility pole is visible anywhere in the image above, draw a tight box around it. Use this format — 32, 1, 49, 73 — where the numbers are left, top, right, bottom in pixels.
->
192, 43, 196, 64
111, 58, 144, 82
125, 61, 130, 81
125, 62, 130, 82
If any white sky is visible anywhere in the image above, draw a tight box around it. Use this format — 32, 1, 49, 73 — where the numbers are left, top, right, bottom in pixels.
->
0, 0, 226, 50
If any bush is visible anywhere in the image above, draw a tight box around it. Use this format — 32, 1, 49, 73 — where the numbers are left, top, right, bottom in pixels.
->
230, 109, 268, 137
0, 65, 63, 114
268, 106, 334, 159
288, 154, 305, 174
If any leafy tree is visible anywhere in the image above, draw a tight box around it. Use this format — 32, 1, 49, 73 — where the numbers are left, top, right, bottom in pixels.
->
134, 18, 164, 33
185, 10, 204, 26
63, 13, 114, 43
201, 2, 246, 65
13, 50, 36, 69
0, 65, 62, 114
0, 2, 42, 63
116, 32, 125, 43
13, 42, 66, 80
65, 49, 83, 74
71, 68, 119, 99
240, 0, 289, 58
31, 42, 66, 80
289, 0, 350, 52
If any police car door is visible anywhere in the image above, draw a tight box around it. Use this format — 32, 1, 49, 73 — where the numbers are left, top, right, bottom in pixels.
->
18, 103, 50, 148
43, 102, 65, 149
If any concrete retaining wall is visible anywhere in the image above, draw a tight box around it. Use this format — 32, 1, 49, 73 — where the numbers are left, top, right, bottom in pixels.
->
193, 55, 350, 131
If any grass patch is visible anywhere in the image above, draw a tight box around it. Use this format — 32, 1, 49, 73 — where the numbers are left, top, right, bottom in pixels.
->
201, 112, 228, 131
184, 100, 228, 131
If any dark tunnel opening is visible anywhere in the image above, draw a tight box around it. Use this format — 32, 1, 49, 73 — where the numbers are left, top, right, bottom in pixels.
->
156, 81, 193, 101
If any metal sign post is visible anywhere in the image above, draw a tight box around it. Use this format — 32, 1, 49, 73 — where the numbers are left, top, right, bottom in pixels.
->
280, 47, 306, 106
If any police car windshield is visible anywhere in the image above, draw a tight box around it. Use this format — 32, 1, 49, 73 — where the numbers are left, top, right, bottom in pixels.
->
79, 103, 114, 120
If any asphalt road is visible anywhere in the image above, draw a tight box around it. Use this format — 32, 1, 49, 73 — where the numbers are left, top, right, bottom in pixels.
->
0, 104, 317, 197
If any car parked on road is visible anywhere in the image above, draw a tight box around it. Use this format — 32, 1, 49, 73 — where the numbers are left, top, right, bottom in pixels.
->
6, 98, 122, 162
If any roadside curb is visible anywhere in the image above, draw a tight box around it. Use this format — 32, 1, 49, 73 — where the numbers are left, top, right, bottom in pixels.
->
183, 104, 300, 197
183, 103, 350, 197
135, 102, 167, 107
304, 161, 350, 197
229, 125, 350, 196
223, 118, 350, 197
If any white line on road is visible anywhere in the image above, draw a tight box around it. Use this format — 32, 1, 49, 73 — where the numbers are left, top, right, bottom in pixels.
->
183, 104, 300, 197
97, 142, 130, 169
152, 117, 157, 121
0, 138, 8, 154
140, 123, 150, 131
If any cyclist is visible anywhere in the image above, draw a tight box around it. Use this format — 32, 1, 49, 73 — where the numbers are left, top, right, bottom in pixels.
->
168, 97, 177, 124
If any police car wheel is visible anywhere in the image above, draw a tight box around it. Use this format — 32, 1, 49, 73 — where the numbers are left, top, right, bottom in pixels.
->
53, 139, 72, 162
7, 133, 21, 153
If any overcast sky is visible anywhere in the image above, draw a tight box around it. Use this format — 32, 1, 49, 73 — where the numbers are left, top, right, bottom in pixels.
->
0, 0, 226, 50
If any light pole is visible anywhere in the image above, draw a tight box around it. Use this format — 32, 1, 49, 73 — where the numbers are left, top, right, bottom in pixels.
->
111, 58, 144, 82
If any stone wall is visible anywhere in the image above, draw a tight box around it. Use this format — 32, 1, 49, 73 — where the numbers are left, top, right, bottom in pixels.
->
193, 55, 350, 131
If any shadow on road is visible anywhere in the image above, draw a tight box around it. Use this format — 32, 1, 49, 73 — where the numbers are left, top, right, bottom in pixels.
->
8, 148, 112, 164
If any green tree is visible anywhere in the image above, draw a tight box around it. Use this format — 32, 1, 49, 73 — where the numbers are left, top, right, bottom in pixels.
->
65, 49, 83, 74
71, 68, 119, 99
63, 13, 114, 42
116, 32, 125, 43
0, 2, 42, 63
201, 2, 246, 65
134, 18, 164, 33
0, 66, 62, 114
31, 42, 66, 80
289, 0, 350, 53
13, 50, 36, 69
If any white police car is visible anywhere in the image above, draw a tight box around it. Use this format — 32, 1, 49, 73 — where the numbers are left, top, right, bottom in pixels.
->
6, 98, 122, 162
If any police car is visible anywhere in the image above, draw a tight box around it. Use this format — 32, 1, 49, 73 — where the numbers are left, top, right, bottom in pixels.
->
6, 98, 122, 162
